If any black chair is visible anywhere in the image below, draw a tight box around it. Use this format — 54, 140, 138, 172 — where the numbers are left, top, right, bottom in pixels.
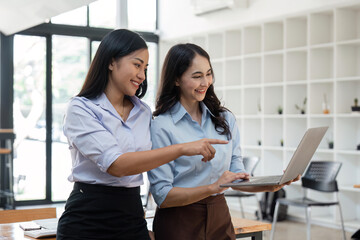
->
270, 161, 346, 240
224, 156, 263, 220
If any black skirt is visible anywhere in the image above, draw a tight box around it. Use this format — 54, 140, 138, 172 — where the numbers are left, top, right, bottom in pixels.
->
57, 182, 150, 240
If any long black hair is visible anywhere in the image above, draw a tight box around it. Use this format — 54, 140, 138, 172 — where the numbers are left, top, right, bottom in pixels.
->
78, 29, 148, 99
154, 43, 232, 139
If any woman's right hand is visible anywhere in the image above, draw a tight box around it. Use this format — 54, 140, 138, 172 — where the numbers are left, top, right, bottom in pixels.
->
181, 138, 229, 162
210, 171, 250, 194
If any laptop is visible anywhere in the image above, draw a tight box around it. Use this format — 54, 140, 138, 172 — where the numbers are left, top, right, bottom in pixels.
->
220, 126, 328, 187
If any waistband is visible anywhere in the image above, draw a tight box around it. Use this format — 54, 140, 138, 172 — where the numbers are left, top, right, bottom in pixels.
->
195, 193, 225, 205
74, 182, 140, 195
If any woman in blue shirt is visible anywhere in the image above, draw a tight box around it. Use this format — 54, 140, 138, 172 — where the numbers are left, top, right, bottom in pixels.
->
148, 43, 299, 240
57, 30, 229, 240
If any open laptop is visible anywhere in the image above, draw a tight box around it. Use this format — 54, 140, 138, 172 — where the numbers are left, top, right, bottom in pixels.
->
220, 126, 328, 187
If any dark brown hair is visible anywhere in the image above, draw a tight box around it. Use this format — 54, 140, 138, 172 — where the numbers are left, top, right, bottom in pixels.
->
154, 43, 231, 139
78, 29, 148, 99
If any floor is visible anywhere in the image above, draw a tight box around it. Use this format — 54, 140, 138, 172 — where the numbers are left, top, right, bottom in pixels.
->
229, 209, 353, 240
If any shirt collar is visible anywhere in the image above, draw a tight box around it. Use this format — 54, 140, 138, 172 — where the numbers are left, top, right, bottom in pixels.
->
91, 93, 141, 121
170, 101, 215, 124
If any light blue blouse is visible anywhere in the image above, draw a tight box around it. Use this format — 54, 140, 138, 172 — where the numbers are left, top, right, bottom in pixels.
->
63, 93, 152, 187
148, 101, 245, 206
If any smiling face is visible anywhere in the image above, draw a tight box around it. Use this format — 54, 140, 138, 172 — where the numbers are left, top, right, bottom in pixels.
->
107, 48, 149, 97
176, 54, 213, 105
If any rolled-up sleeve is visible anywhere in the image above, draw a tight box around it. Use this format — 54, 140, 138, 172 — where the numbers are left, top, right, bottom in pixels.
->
147, 119, 175, 207
64, 99, 123, 172
228, 113, 246, 173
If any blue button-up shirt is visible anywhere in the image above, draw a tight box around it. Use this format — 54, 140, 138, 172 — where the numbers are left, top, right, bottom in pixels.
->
63, 93, 152, 187
148, 101, 245, 206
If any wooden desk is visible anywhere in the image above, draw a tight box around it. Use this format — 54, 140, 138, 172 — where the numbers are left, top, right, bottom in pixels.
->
0, 222, 56, 240
232, 217, 271, 240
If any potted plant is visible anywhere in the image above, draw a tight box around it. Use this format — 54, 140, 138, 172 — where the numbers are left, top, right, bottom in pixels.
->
352, 98, 360, 112
295, 97, 307, 114
278, 105, 283, 115
328, 140, 334, 149
322, 93, 330, 114
280, 139, 283, 147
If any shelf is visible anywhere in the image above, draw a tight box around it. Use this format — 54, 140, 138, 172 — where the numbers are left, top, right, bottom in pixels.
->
243, 119, 261, 146
336, 81, 360, 114
212, 62, 224, 87
286, 16, 307, 48
264, 118, 283, 147
285, 84, 307, 114
336, 42, 360, 78
225, 30, 242, 57
310, 47, 333, 80
309, 82, 333, 114
208, 33, 223, 59
161, 2, 360, 230
336, 5, 360, 42
224, 89, 241, 116
310, 10, 334, 45
286, 51, 307, 82
0, 148, 11, 154
264, 86, 283, 114
336, 118, 360, 151
264, 21, 284, 51
285, 118, 307, 148
225, 59, 241, 86
243, 25, 261, 54
264, 53, 283, 84
243, 87, 261, 115
243, 57, 261, 85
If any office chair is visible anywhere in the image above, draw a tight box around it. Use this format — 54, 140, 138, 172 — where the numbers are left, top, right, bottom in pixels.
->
224, 156, 263, 220
270, 161, 346, 240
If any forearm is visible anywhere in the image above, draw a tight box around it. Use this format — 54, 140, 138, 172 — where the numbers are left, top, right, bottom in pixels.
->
160, 186, 217, 208
107, 144, 184, 177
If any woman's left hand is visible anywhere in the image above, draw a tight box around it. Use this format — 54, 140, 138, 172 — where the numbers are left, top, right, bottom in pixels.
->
232, 174, 301, 193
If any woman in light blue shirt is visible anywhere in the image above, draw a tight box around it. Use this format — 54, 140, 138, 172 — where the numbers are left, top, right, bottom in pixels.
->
148, 43, 299, 240
57, 30, 229, 240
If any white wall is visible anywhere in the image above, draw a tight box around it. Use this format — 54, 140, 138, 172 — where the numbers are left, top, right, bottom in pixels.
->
158, 0, 355, 40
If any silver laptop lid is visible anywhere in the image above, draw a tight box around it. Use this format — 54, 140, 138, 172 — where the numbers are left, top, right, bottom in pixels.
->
279, 126, 328, 184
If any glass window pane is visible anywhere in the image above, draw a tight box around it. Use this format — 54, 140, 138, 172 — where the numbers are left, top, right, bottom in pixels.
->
51, 6, 87, 26
52, 36, 89, 201
89, 0, 117, 28
13, 35, 47, 201
91, 41, 101, 61
142, 42, 158, 111
128, 0, 157, 32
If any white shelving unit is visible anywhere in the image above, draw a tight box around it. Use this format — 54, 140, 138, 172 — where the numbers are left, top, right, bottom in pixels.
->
160, 1, 360, 232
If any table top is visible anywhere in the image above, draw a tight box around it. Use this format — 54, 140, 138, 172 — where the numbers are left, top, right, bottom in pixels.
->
0, 222, 56, 240
355, 184, 360, 189
232, 217, 271, 234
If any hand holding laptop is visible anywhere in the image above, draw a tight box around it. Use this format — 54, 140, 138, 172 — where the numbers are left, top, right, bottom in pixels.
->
231, 174, 301, 193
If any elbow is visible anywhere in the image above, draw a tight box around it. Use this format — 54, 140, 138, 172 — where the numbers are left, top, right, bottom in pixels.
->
107, 164, 128, 178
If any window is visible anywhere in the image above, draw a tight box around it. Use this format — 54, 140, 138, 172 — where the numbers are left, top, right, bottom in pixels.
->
89, 0, 117, 28
5, 0, 159, 206
13, 35, 47, 201
51, 6, 88, 26
128, 0, 157, 31
51, 36, 89, 201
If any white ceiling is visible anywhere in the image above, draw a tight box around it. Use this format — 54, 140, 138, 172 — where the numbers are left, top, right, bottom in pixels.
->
0, 0, 96, 36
